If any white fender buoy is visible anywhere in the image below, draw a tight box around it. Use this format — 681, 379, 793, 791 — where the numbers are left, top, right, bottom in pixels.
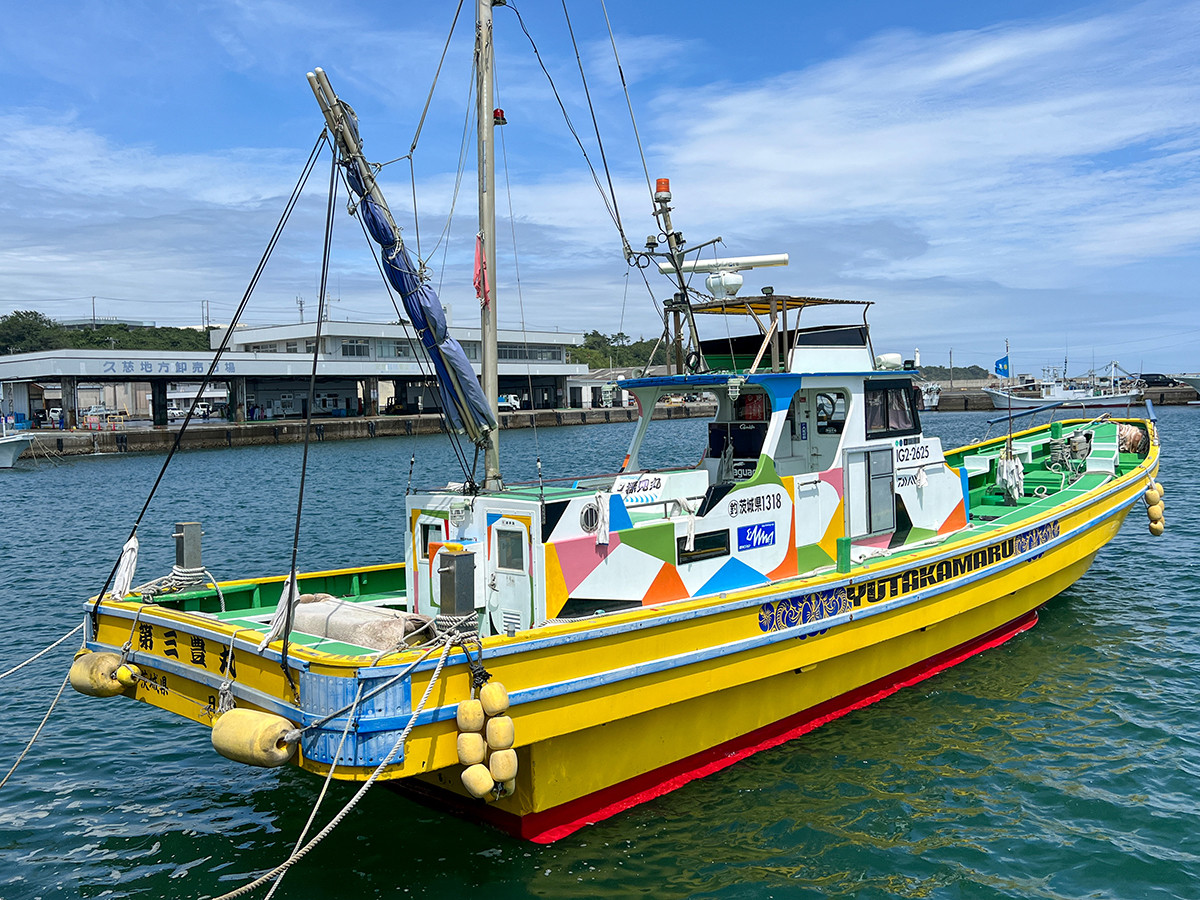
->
211, 708, 298, 768
480, 681, 509, 717
68, 651, 124, 697
486, 715, 515, 750
461, 763, 495, 799
488, 748, 518, 782
457, 732, 487, 767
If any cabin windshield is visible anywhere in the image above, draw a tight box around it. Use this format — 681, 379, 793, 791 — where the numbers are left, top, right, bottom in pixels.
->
629, 392, 713, 471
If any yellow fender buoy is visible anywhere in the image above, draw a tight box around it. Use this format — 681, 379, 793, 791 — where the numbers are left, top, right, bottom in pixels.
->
1147, 504, 1164, 523
488, 748, 518, 782
461, 763, 495, 799
68, 651, 124, 697
480, 681, 509, 717
457, 732, 487, 767
485, 715, 515, 751
1154, 482, 1164, 497
456, 699, 485, 733
1149, 520, 1165, 536
211, 708, 298, 768
1144, 489, 1160, 506
115, 663, 141, 688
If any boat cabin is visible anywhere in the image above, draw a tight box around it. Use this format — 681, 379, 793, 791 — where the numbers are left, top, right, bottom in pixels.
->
406, 299, 969, 637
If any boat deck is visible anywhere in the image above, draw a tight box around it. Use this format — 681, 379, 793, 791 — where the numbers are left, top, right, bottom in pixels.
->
123, 419, 1148, 656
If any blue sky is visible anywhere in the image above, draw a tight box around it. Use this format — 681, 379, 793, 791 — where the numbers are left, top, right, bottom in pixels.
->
1, 0, 1198, 374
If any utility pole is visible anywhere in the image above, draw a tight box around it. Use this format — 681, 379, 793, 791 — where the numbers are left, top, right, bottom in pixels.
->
91, 296, 96, 330
949, 348, 954, 389
297, 295, 305, 323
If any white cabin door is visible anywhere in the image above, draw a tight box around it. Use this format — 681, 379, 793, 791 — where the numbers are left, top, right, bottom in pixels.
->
487, 519, 532, 635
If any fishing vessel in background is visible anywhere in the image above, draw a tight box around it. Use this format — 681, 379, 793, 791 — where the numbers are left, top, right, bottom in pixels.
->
984, 360, 1143, 410
67, 2, 1167, 850
0, 383, 33, 468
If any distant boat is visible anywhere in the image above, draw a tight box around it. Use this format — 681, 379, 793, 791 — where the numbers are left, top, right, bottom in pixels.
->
1175, 374, 1200, 394
0, 383, 32, 468
919, 382, 941, 410
985, 361, 1142, 410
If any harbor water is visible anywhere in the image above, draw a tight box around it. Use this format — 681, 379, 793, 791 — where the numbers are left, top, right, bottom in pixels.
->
1, 408, 1197, 899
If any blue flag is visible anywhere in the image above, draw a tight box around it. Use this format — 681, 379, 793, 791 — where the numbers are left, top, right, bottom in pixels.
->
995, 355, 1010, 377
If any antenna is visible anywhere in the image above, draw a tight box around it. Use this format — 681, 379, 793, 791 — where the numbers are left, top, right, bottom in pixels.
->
296, 295, 305, 323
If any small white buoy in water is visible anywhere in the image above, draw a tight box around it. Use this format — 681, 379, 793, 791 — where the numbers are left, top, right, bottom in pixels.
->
457, 732, 487, 766
456, 698, 485, 733
486, 715, 515, 750
462, 763, 495, 799
68, 651, 124, 697
488, 748, 518, 782
480, 681, 509, 716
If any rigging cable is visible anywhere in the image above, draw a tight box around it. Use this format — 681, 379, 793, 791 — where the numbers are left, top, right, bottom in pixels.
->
598, 0, 654, 199
495, 64, 547, 511
277, 142, 344, 687
404, 0, 467, 263
337, 169, 476, 485
506, 3, 624, 240
86, 132, 331, 634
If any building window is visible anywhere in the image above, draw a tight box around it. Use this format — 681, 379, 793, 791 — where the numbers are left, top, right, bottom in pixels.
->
462, 341, 480, 360
285, 341, 298, 353
379, 339, 415, 358
305, 339, 317, 354
340, 339, 370, 358
249, 343, 278, 353
497, 343, 563, 361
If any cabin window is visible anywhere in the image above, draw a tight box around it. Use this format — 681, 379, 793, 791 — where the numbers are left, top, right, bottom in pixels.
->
419, 521, 443, 558
496, 529, 525, 572
677, 529, 730, 564
864, 380, 921, 439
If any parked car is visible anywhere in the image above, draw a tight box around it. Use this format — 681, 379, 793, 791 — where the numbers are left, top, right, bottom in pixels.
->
166, 407, 185, 421
1138, 373, 1178, 387
48, 407, 62, 422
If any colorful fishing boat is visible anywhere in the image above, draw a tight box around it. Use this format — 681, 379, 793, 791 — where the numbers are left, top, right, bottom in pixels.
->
68, 4, 1167, 849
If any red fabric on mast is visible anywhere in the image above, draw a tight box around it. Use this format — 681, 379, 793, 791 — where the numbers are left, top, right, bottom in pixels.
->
474, 233, 490, 308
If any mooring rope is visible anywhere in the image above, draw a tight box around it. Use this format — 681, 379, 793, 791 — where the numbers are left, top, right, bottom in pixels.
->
262, 682, 365, 900
0, 673, 70, 791
0, 623, 83, 681
213, 634, 458, 900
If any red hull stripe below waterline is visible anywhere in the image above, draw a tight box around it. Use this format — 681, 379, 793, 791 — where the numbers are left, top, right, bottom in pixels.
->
519, 608, 1040, 843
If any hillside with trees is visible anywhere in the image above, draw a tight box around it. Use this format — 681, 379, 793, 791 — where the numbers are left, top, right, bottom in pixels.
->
0, 310, 211, 355
568, 330, 669, 370
917, 364, 990, 381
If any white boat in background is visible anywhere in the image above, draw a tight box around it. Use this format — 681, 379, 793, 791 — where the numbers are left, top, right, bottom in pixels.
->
0, 383, 33, 468
1175, 374, 1200, 395
984, 361, 1142, 411
919, 382, 941, 410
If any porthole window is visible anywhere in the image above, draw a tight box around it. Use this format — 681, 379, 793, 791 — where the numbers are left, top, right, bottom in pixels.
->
580, 503, 600, 533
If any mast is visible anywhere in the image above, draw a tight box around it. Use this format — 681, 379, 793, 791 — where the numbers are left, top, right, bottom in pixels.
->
478, 0, 502, 489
